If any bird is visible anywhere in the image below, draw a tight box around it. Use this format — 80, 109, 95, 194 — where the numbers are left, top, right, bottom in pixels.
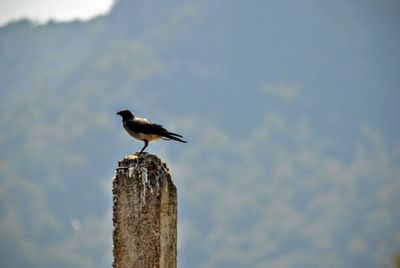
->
116, 109, 187, 154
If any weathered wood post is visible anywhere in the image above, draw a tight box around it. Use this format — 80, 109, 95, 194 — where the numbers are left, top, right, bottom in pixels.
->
112, 153, 177, 268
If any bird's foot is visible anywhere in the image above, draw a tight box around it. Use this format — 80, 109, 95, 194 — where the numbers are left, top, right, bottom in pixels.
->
135, 151, 148, 162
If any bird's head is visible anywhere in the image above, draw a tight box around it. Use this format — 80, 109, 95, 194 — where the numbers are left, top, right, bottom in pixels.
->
116, 110, 134, 120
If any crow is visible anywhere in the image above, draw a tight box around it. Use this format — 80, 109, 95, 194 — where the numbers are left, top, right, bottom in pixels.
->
116, 109, 186, 153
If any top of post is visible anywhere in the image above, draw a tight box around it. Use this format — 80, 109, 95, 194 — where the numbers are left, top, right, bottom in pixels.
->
114, 152, 174, 206
117, 152, 170, 174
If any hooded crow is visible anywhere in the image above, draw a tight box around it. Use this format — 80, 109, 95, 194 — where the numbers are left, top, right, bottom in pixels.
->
116, 109, 187, 153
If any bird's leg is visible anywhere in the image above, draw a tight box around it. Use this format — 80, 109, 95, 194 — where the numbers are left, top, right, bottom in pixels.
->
139, 140, 148, 154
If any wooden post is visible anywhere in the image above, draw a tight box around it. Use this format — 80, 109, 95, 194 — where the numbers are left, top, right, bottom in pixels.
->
112, 153, 177, 268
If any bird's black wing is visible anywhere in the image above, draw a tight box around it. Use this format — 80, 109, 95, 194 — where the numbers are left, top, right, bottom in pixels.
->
125, 120, 168, 135
125, 120, 186, 142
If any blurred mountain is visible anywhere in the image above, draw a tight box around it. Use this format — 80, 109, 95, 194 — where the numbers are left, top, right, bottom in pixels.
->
0, 0, 399, 267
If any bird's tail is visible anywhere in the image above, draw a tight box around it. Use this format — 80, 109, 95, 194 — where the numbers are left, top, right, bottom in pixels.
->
162, 132, 187, 143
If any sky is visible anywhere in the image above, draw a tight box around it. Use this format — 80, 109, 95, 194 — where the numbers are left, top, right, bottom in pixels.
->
0, 0, 114, 26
